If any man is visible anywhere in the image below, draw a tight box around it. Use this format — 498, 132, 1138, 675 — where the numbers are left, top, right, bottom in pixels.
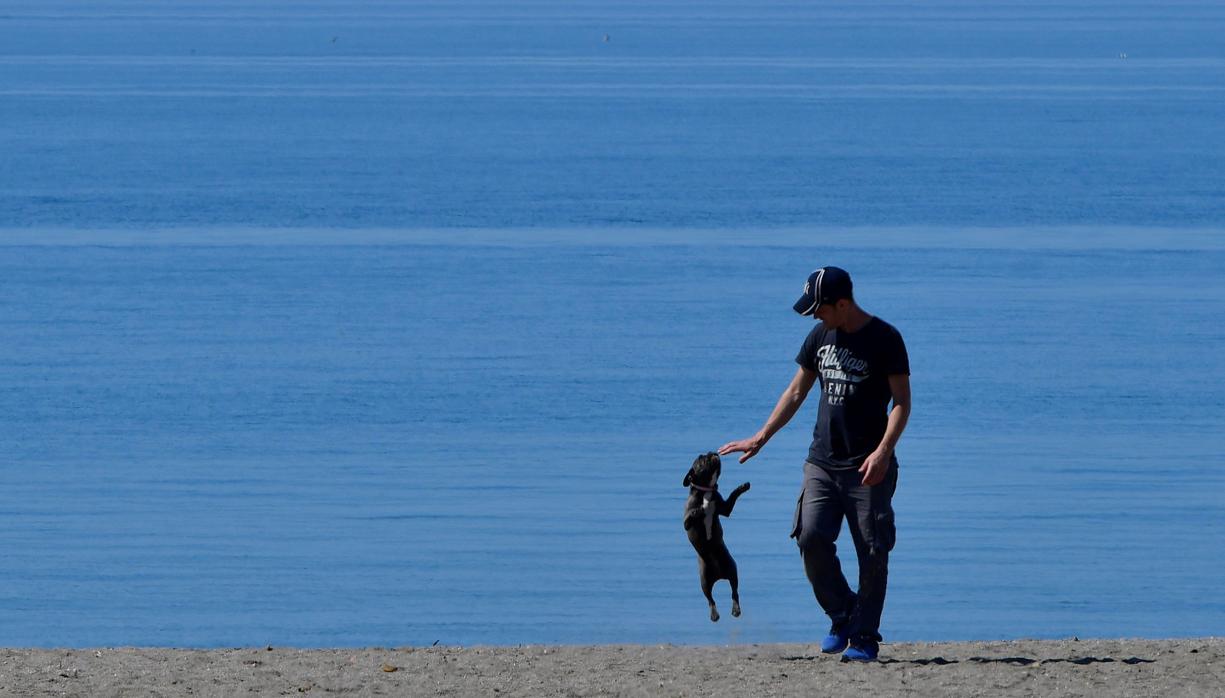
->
719, 266, 911, 662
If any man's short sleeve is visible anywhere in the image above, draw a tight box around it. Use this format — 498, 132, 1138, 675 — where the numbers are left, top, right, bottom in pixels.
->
884, 325, 910, 376
795, 325, 823, 370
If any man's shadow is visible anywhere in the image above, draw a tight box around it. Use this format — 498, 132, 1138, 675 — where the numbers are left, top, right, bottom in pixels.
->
781, 655, 1156, 666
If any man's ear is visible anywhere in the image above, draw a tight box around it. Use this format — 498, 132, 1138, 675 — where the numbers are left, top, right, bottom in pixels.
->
683, 469, 693, 487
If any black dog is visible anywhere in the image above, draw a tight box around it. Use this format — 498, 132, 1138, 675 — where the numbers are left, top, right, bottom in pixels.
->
683, 452, 750, 622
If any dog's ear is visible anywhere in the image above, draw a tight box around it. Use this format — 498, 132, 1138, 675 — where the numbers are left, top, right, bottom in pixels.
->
683, 468, 693, 487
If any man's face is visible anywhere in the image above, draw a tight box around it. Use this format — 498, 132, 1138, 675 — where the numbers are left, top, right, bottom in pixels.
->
814, 301, 840, 327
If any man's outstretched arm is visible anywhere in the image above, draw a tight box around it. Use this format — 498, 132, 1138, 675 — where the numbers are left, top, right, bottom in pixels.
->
719, 366, 817, 464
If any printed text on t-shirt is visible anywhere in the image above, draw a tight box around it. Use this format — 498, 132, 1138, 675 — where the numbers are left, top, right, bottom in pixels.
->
816, 345, 868, 405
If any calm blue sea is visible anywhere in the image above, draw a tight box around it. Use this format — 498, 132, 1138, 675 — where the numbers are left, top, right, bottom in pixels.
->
1, 1, 1223, 647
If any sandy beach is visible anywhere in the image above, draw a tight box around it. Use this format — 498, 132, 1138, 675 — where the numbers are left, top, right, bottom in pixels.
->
2, 639, 1221, 697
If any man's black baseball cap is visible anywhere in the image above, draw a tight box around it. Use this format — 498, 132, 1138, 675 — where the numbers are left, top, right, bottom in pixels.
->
793, 266, 854, 316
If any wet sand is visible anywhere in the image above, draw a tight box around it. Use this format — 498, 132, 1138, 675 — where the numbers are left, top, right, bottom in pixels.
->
2, 638, 1222, 697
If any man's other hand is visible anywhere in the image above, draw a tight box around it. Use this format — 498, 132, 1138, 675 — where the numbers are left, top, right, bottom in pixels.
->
859, 448, 891, 486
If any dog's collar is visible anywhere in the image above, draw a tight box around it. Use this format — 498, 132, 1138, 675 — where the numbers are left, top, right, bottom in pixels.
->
689, 483, 717, 493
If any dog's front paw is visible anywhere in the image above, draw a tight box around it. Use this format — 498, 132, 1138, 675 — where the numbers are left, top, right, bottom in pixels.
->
734, 482, 751, 495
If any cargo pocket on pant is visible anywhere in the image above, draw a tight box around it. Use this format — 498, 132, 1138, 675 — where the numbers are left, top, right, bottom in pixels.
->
789, 490, 804, 540
874, 510, 896, 553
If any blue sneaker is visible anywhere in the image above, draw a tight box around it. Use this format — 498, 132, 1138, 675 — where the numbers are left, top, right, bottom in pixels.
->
819, 624, 850, 654
842, 640, 879, 662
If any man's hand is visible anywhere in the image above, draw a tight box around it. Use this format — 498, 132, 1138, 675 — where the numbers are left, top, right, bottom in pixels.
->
718, 436, 764, 464
858, 448, 891, 486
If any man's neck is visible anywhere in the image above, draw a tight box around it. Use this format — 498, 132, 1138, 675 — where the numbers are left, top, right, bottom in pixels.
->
838, 305, 873, 333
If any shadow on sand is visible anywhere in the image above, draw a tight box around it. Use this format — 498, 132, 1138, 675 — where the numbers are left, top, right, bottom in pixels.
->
781, 655, 1156, 666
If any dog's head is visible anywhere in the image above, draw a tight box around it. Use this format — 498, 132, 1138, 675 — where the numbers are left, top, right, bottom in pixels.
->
683, 451, 721, 489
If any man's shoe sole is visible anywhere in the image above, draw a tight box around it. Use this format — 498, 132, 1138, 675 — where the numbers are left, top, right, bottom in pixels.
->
820, 641, 848, 654
841, 648, 878, 662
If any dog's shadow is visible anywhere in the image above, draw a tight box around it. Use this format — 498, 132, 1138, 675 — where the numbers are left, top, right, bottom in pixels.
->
781, 655, 1156, 666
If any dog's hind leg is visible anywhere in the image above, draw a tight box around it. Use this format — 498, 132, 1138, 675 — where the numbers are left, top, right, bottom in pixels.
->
727, 557, 741, 618
699, 564, 720, 622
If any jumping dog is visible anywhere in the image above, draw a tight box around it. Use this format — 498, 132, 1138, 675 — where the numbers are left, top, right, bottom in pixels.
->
683, 451, 750, 622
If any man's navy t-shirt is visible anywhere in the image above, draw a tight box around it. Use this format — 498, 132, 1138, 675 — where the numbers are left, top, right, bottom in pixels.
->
795, 317, 910, 470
